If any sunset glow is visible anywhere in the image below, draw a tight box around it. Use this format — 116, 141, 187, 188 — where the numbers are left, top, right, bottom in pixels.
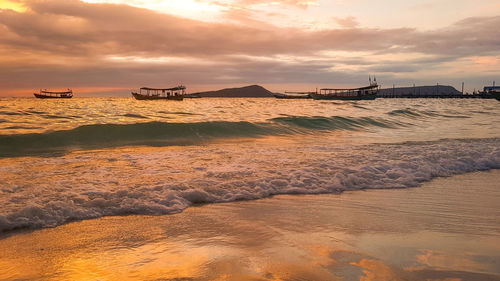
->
81, 0, 224, 21
0, 0, 26, 12
1, 0, 499, 95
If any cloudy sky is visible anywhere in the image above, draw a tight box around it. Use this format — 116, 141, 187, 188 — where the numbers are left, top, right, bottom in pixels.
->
0, 0, 499, 96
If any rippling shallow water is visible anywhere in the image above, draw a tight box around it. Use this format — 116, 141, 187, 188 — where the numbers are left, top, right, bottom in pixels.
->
0, 97, 499, 232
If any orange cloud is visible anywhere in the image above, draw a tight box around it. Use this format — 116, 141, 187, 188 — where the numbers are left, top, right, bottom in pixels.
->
473, 56, 499, 66
1, 0, 499, 95
350, 259, 398, 281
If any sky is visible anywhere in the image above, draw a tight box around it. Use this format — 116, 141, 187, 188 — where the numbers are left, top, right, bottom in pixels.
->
0, 0, 499, 96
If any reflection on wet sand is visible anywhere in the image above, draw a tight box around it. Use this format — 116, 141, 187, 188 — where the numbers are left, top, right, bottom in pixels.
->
0, 171, 499, 280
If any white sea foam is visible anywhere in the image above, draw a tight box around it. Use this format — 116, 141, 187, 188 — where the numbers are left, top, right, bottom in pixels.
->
1, 137, 499, 232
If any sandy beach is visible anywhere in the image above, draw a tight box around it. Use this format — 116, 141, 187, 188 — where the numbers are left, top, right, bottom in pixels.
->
1, 170, 499, 280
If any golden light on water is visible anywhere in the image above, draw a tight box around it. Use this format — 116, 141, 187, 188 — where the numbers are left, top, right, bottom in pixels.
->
0, 171, 499, 280
55, 244, 210, 280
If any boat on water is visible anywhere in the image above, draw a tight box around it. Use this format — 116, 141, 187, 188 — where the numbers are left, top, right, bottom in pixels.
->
480, 85, 500, 101
491, 91, 500, 101
34, 89, 73, 99
273, 91, 313, 99
310, 78, 379, 100
132, 86, 186, 100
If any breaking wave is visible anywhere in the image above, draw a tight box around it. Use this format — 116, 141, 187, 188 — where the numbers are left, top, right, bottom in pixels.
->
0, 137, 499, 232
0, 116, 404, 157
387, 108, 471, 119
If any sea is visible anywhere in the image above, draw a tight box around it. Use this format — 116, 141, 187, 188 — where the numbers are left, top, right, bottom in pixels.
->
1, 97, 499, 232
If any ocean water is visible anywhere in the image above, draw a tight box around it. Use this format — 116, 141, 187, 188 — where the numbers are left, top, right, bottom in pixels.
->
0, 97, 499, 232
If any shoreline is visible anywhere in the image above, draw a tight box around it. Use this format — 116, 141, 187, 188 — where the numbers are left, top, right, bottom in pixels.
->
2, 135, 499, 233
1, 170, 499, 280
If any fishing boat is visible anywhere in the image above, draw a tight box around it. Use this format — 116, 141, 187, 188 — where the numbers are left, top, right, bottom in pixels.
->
132, 86, 186, 100
273, 91, 313, 99
480, 84, 500, 101
491, 91, 500, 101
310, 78, 378, 100
34, 89, 73, 99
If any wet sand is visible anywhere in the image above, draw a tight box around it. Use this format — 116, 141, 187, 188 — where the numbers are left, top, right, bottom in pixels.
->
1, 170, 499, 281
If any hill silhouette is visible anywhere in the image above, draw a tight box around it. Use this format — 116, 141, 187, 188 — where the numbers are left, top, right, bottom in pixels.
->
187, 85, 273, 98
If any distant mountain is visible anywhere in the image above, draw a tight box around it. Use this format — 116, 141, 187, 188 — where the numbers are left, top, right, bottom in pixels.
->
185, 84, 463, 98
379, 85, 461, 96
187, 85, 273, 98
